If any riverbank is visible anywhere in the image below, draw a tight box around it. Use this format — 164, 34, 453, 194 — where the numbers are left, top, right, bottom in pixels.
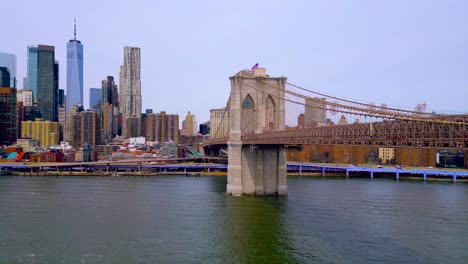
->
8, 170, 468, 183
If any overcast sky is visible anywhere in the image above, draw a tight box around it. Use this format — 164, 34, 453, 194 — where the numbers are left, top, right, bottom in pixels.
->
2, 0, 467, 123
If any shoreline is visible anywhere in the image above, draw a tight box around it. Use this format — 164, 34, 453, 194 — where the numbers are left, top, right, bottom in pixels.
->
7, 171, 468, 183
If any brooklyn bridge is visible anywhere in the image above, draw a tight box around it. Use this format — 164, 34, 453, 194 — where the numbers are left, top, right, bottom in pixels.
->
203, 67, 467, 196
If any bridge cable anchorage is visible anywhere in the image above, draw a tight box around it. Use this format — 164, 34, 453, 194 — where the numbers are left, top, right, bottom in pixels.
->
254, 80, 468, 125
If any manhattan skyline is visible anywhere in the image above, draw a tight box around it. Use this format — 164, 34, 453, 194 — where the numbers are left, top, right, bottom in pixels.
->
2, 0, 468, 123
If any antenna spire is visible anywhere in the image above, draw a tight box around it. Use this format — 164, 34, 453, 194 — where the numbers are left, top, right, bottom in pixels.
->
74, 17, 76, 41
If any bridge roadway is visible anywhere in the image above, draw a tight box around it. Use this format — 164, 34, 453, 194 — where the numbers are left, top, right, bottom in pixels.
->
204, 118, 468, 148
0, 157, 227, 171
1, 160, 467, 181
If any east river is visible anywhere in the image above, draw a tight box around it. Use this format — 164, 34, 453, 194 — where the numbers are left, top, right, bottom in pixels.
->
0, 176, 467, 263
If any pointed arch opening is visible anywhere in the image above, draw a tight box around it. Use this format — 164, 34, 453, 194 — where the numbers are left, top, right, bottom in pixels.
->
241, 94, 256, 134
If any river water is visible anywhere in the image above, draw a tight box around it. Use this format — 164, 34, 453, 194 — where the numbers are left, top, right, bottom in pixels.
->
0, 176, 467, 263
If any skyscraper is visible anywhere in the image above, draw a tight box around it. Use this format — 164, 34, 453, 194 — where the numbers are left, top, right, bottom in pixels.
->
0, 68, 16, 145
27, 46, 38, 99
146, 111, 179, 143
89, 88, 101, 110
0, 52, 16, 88
66, 19, 84, 115
0, 67, 10, 87
101, 76, 119, 142
304, 97, 327, 127
119, 46, 141, 138
182, 111, 198, 136
36, 45, 58, 122
210, 107, 230, 138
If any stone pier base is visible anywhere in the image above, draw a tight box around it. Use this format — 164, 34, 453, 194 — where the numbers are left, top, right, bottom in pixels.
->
227, 143, 287, 196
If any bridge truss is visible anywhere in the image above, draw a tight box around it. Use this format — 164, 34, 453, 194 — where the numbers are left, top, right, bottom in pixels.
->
207, 74, 467, 149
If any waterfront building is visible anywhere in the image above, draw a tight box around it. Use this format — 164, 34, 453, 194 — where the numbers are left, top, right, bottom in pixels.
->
21, 119, 59, 147
182, 111, 198, 136
66, 19, 84, 116
146, 111, 179, 143
27, 46, 38, 100
17, 90, 33, 106
0, 52, 17, 88
304, 97, 327, 127
16, 138, 40, 152
379, 147, 395, 164
36, 45, 59, 122
210, 107, 230, 139
0, 87, 17, 146
119, 47, 141, 138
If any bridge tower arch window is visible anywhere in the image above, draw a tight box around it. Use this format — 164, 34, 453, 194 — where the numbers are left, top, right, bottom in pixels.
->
241, 94, 255, 135
265, 95, 277, 130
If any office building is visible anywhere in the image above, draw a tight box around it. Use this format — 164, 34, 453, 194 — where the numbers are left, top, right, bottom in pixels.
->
21, 119, 59, 147
64, 104, 84, 143
101, 76, 119, 142
69, 109, 100, 149
80, 110, 100, 148
89, 88, 101, 111
17, 90, 33, 106
0, 67, 10, 87
182, 111, 198, 136
146, 111, 179, 143
119, 47, 141, 137
27, 46, 38, 99
210, 107, 230, 138
59, 89, 65, 107
126, 116, 141, 138
66, 19, 84, 115
101, 103, 113, 142
304, 97, 327, 127
58, 89, 66, 140
0, 52, 17, 88
0, 87, 17, 145
36, 45, 58, 122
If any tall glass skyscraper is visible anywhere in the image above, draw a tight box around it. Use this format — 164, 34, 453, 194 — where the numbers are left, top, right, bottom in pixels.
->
36, 45, 59, 122
0, 52, 17, 88
66, 19, 83, 115
27, 46, 38, 98
89, 88, 101, 109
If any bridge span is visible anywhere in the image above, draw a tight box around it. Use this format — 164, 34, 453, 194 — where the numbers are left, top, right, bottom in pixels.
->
203, 67, 468, 196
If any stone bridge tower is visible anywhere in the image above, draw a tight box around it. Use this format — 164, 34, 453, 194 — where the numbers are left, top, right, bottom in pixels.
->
227, 68, 287, 196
